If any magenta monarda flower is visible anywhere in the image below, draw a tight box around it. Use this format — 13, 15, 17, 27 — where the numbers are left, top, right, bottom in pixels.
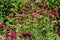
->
6, 36, 12, 40
8, 15, 13, 19
0, 24, 3, 28
22, 8, 30, 11
26, 11, 32, 15
22, 3, 26, 6
18, 34, 23, 38
40, 2, 49, 7
28, 20, 35, 24
25, 2, 31, 5
56, 28, 60, 36
5, 27, 10, 31
34, 1, 40, 5
22, 8, 27, 10
50, 10, 58, 15
43, 2, 49, 6
57, 31, 60, 36
0, 35, 3, 39
33, 10, 39, 13
22, 32, 33, 38
21, 14, 26, 17
8, 31, 16, 39
40, 8, 45, 12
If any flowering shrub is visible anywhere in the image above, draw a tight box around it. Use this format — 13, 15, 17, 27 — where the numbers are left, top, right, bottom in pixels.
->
0, 0, 60, 40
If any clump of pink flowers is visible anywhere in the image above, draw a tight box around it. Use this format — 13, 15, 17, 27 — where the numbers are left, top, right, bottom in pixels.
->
50, 9, 58, 15
18, 32, 33, 38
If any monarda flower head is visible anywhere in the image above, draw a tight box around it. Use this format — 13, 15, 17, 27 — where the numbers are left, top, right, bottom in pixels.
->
5, 27, 10, 31
34, 1, 40, 5
8, 30, 16, 39
40, 8, 45, 12
18, 34, 23, 38
43, 2, 49, 7
25, 2, 31, 5
22, 8, 30, 11
56, 28, 60, 36
40, 2, 49, 7
6, 36, 12, 40
22, 32, 33, 38
26, 11, 32, 15
50, 10, 58, 15
0, 24, 3, 28
0, 35, 3, 39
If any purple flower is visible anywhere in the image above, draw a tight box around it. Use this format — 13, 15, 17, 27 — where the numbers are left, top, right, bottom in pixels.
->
22, 32, 33, 38
6, 36, 12, 40
51, 10, 58, 15
0, 24, 3, 28
34, 1, 40, 5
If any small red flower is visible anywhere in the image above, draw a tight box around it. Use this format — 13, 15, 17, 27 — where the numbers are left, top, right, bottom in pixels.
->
34, 1, 40, 5
8, 15, 13, 19
40, 8, 45, 12
22, 3, 26, 6
0, 24, 3, 28
6, 36, 12, 40
5, 27, 10, 31
18, 34, 23, 38
50, 10, 58, 15
9, 31, 16, 39
25, 2, 31, 5
0, 35, 3, 39
33, 10, 38, 13
22, 32, 33, 38
22, 8, 30, 11
43, 2, 49, 6
40, 2, 49, 7
57, 31, 60, 36
40, 4, 45, 6
26, 11, 32, 15
28, 20, 35, 24
22, 8, 27, 10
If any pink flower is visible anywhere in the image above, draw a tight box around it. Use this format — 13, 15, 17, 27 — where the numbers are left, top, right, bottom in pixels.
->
8, 15, 13, 19
22, 8, 30, 11
25, 2, 31, 5
26, 11, 32, 15
0, 35, 3, 39
22, 32, 33, 38
6, 36, 12, 40
40, 8, 45, 12
34, 1, 40, 5
20, 14, 26, 17
43, 2, 49, 6
33, 10, 39, 13
57, 31, 60, 36
58, 28, 60, 30
8, 31, 16, 39
35, 14, 43, 19
40, 2, 49, 7
50, 10, 58, 15
28, 20, 35, 24
0, 24, 3, 28
18, 34, 23, 38
56, 28, 60, 36
22, 8, 27, 10
5, 27, 10, 31
40, 4, 45, 6
22, 4, 26, 6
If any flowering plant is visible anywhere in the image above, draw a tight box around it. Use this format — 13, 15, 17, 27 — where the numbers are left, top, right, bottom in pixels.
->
0, 0, 60, 40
